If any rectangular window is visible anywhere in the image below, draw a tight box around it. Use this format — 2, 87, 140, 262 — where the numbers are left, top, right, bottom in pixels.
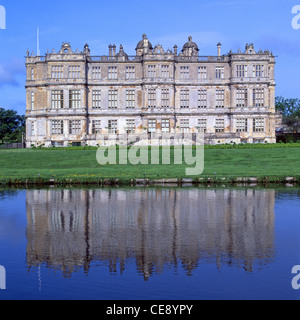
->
161, 120, 170, 133
198, 119, 207, 133
180, 119, 190, 133
198, 66, 207, 80
108, 90, 118, 109
253, 88, 264, 107
180, 90, 189, 108
31, 68, 34, 81
52, 141, 64, 147
236, 65, 248, 78
236, 89, 248, 107
180, 66, 189, 80
253, 118, 265, 132
215, 119, 225, 133
51, 120, 64, 135
92, 90, 101, 109
236, 118, 248, 132
148, 89, 156, 108
51, 90, 64, 109
69, 90, 81, 109
69, 66, 81, 79
108, 120, 118, 134
51, 66, 64, 79
69, 120, 81, 135
161, 89, 170, 108
31, 92, 35, 109
216, 89, 225, 108
92, 67, 101, 80
215, 67, 224, 79
125, 66, 135, 80
253, 138, 265, 144
253, 65, 264, 78
126, 90, 135, 109
92, 120, 101, 134
31, 121, 36, 136
148, 120, 156, 134
108, 66, 118, 80
198, 90, 207, 108
161, 65, 170, 78
148, 65, 156, 78
126, 120, 136, 134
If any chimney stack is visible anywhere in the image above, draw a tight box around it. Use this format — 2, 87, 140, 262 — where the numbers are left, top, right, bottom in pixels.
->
173, 45, 178, 56
109, 45, 112, 59
217, 43, 222, 57
112, 44, 116, 58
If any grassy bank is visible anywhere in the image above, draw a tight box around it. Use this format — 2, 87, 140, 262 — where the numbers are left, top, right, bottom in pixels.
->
0, 145, 299, 186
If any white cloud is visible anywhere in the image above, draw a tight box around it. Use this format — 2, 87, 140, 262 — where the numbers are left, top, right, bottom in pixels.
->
0, 58, 25, 87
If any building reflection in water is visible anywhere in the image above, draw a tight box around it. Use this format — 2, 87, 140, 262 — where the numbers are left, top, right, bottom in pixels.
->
26, 188, 275, 280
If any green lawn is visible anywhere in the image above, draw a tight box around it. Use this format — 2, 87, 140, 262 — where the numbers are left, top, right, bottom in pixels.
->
0, 146, 299, 185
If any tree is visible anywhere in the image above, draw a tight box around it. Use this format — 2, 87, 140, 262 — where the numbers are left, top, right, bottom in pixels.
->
275, 97, 300, 117
0, 108, 25, 143
275, 97, 300, 132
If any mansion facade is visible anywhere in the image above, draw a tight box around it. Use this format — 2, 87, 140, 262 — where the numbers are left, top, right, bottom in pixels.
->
25, 34, 276, 147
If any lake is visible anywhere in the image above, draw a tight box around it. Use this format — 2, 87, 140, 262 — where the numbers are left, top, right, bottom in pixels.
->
0, 186, 299, 300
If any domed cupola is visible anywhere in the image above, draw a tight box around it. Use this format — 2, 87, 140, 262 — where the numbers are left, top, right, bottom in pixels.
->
181, 36, 199, 56
136, 34, 153, 56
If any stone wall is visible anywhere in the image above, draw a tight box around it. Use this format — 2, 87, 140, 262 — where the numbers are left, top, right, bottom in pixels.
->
25, 37, 277, 147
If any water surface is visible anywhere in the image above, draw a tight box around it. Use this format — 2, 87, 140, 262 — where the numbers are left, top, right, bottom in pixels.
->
0, 187, 299, 300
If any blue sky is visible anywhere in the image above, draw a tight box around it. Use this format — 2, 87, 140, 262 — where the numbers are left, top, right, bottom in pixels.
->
0, 0, 299, 115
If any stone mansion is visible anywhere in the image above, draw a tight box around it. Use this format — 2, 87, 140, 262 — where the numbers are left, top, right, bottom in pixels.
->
25, 34, 276, 147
